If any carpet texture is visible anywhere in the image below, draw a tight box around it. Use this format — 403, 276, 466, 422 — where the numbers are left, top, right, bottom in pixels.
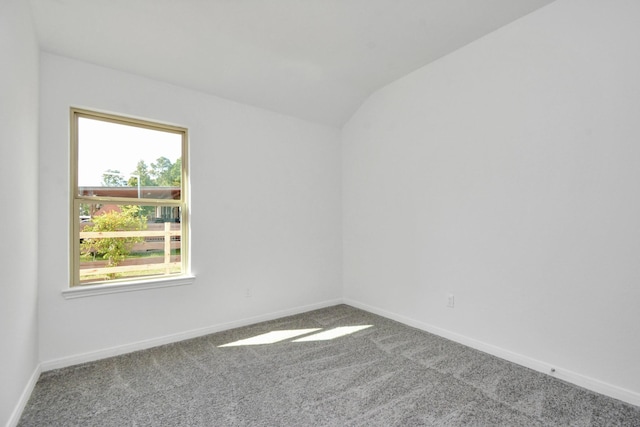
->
19, 305, 640, 426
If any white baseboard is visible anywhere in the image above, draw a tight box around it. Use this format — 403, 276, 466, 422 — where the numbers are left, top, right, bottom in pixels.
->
41, 298, 344, 372
7, 363, 41, 427
344, 298, 640, 408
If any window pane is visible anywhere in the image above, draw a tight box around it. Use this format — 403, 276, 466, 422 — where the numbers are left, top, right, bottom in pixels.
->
77, 117, 182, 200
78, 204, 182, 284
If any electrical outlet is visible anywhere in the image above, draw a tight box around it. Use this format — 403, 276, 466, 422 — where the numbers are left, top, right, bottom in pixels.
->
447, 294, 455, 308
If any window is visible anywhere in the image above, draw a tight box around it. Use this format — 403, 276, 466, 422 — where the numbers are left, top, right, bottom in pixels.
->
70, 108, 189, 288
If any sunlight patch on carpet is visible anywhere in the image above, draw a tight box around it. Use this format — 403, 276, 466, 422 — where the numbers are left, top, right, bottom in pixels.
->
219, 325, 373, 347
219, 329, 321, 347
294, 325, 373, 342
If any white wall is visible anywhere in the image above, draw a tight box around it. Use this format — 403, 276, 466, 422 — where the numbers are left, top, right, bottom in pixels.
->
0, 0, 40, 425
343, 0, 640, 404
38, 53, 342, 365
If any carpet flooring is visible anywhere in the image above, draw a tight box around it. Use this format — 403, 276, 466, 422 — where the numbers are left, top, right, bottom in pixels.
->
18, 304, 640, 426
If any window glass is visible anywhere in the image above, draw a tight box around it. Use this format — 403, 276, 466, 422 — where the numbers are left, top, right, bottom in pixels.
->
71, 109, 188, 287
77, 117, 182, 200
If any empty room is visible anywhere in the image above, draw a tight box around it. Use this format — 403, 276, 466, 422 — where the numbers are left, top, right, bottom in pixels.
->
2, 0, 640, 425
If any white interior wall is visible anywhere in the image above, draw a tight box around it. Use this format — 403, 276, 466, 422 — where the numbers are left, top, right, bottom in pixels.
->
38, 53, 342, 366
342, 0, 640, 404
0, 0, 40, 425
7, 0, 640, 421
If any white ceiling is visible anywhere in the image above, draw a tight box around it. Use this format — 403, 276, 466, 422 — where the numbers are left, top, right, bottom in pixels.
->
29, 0, 555, 127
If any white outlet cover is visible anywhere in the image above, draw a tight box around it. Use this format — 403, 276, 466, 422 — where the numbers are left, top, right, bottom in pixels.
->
447, 294, 455, 308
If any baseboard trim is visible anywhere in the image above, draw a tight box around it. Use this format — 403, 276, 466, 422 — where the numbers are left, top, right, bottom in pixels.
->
344, 298, 640, 408
7, 363, 41, 427
41, 298, 344, 372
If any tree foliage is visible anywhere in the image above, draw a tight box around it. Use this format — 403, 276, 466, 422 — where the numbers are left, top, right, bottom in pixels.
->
101, 157, 181, 189
150, 156, 181, 186
80, 206, 147, 275
102, 169, 126, 186
127, 160, 154, 187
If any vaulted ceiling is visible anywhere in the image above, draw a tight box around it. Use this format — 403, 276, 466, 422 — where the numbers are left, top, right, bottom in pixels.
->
29, 0, 555, 127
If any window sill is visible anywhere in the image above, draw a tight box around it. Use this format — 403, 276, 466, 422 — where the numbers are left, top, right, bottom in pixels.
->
62, 274, 196, 299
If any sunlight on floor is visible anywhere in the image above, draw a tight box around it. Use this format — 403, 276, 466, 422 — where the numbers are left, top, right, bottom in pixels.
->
293, 325, 373, 342
219, 325, 373, 347
219, 329, 321, 347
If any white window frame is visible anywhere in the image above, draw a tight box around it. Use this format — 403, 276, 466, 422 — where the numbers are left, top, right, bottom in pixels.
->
66, 108, 193, 297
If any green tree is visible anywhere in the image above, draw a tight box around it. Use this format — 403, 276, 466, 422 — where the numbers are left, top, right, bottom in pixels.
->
128, 160, 154, 187
149, 157, 173, 187
79, 204, 90, 217
102, 169, 126, 186
80, 206, 147, 278
168, 158, 182, 186
127, 160, 156, 218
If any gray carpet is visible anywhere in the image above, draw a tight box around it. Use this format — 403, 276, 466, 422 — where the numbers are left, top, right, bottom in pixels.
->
18, 305, 640, 426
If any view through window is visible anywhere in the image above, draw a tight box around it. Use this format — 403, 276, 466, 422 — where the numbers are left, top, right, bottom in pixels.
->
70, 109, 189, 287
